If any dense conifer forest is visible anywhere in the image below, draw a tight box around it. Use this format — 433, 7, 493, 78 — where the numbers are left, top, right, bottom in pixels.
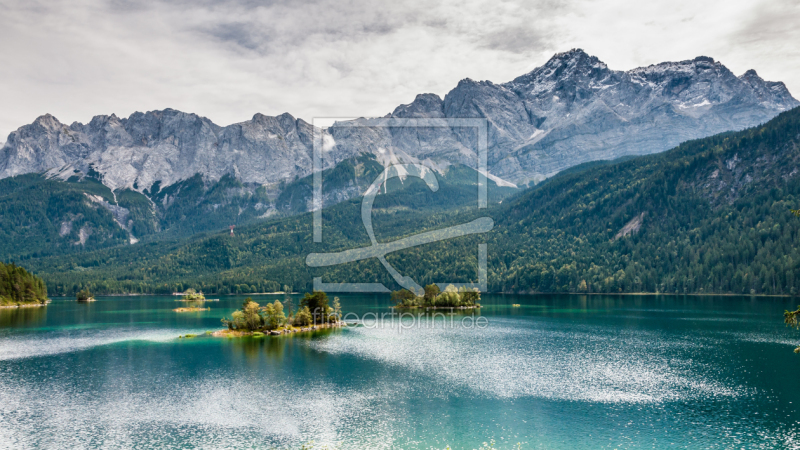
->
7, 107, 800, 297
0, 262, 48, 306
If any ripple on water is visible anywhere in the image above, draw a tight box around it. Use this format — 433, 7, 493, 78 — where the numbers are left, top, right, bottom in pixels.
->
0, 370, 413, 450
311, 317, 739, 404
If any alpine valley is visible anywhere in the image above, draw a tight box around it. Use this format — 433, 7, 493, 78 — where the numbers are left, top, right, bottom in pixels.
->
1, 49, 799, 296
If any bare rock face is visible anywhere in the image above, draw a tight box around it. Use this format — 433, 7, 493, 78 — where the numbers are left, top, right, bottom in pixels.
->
0, 109, 331, 193
0, 49, 796, 196
469, 50, 798, 184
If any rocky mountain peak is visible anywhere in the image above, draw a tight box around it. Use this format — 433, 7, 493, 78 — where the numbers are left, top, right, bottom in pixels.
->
742, 69, 760, 79
391, 93, 445, 118
693, 55, 715, 63
32, 114, 63, 131
547, 48, 604, 67
508, 49, 613, 97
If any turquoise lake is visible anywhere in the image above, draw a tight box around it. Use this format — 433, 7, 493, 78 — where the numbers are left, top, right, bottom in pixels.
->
1, 294, 799, 449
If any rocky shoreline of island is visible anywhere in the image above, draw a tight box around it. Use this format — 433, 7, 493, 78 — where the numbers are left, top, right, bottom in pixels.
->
212, 321, 346, 337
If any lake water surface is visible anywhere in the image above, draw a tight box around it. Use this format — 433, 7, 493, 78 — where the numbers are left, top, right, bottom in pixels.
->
1, 294, 799, 449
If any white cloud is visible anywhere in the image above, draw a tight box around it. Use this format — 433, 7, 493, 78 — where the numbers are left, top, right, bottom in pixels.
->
0, 0, 797, 140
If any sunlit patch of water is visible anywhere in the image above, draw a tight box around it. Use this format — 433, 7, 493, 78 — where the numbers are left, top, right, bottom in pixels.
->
0, 328, 202, 361
0, 368, 417, 449
312, 317, 738, 403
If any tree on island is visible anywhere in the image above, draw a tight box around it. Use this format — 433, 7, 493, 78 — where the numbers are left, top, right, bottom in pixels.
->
262, 300, 286, 330
293, 306, 312, 327
300, 291, 333, 323
76, 289, 94, 302
460, 288, 480, 305
391, 289, 416, 305
424, 284, 440, 304
221, 298, 307, 331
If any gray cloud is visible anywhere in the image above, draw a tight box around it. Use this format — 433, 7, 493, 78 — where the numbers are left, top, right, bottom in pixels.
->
0, 0, 797, 141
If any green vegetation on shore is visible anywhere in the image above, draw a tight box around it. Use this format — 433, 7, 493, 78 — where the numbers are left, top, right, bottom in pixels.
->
0, 262, 48, 306
392, 284, 480, 308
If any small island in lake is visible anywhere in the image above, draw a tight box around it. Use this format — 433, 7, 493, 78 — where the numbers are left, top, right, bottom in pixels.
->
177, 288, 206, 301
391, 284, 481, 309
76, 289, 96, 302
214, 292, 343, 337
174, 289, 211, 312
174, 306, 210, 312
0, 262, 49, 309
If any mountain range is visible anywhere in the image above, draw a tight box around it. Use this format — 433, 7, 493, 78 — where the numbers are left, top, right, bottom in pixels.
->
24, 105, 800, 296
2, 49, 796, 189
0, 49, 797, 256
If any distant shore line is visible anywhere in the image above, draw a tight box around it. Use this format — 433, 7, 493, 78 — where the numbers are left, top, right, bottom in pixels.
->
506, 291, 799, 298
172, 291, 297, 296
54, 291, 300, 298
0, 300, 51, 309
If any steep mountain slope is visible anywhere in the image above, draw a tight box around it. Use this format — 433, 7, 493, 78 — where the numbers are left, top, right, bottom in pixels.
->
0, 175, 133, 257
21, 106, 800, 297
0, 161, 515, 261
481, 106, 800, 294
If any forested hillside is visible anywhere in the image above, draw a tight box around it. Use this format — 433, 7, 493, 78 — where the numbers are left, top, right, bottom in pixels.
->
0, 262, 48, 306
17, 107, 800, 297
0, 175, 132, 258
0, 154, 517, 262
486, 106, 800, 294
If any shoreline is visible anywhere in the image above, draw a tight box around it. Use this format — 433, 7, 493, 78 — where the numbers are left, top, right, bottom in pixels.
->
55, 291, 300, 298
0, 300, 51, 309
212, 321, 345, 338
394, 305, 481, 310
503, 291, 799, 298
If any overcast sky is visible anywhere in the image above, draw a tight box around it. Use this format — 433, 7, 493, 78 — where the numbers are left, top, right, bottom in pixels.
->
0, 0, 798, 141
